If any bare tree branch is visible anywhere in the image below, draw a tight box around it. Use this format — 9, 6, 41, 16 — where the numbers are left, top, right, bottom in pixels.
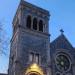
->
0, 22, 10, 57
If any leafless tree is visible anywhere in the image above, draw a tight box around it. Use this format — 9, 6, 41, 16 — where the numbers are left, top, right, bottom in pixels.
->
0, 22, 10, 56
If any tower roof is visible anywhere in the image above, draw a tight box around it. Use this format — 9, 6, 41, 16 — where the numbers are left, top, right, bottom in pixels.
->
20, 0, 50, 15
12, 0, 50, 24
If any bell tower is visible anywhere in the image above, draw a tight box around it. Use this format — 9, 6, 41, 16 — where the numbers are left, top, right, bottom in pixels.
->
9, 0, 50, 75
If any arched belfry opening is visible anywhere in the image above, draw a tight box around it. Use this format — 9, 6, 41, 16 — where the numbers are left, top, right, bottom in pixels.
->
26, 15, 32, 29
39, 20, 43, 32
33, 18, 37, 30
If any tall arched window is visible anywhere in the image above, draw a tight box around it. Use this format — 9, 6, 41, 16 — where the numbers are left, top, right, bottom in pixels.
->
33, 18, 37, 30
39, 20, 43, 32
26, 15, 31, 29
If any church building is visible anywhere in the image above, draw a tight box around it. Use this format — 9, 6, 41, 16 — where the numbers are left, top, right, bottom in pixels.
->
8, 0, 75, 75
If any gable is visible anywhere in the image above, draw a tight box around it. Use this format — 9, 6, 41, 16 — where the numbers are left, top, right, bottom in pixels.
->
50, 34, 74, 50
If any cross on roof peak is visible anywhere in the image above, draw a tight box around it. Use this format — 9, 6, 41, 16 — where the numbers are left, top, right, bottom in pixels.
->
60, 29, 64, 34
20, 0, 24, 2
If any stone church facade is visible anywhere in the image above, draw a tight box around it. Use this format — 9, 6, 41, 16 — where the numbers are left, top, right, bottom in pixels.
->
7, 0, 75, 75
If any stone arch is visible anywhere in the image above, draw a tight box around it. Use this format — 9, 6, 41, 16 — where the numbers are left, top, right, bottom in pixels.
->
25, 63, 44, 75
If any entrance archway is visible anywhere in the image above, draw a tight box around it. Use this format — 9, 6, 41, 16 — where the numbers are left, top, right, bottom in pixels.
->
25, 63, 44, 75
30, 73, 38, 75
28, 72, 41, 75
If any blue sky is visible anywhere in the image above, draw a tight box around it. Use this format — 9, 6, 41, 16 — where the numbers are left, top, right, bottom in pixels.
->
0, 0, 75, 73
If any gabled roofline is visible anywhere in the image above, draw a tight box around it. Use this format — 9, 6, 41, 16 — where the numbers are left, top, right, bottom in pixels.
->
50, 34, 74, 49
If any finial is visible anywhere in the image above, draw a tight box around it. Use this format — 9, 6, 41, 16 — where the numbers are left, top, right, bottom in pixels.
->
21, 0, 24, 1
60, 29, 64, 34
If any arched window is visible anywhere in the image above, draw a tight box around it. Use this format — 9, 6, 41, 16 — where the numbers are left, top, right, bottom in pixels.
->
33, 18, 37, 30
39, 20, 43, 32
26, 15, 31, 29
